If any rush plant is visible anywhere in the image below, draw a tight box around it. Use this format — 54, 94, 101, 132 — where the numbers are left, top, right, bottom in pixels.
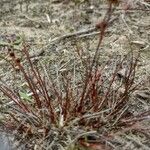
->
0, 0, 149, 149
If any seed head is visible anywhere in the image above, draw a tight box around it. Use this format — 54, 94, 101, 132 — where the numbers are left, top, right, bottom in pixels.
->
15, 58, 21, 64
108, 0, 119, 5
9, 52, 15, 57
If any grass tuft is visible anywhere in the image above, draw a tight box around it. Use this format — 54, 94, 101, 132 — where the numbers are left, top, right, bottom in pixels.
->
0, 0, 149, 149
